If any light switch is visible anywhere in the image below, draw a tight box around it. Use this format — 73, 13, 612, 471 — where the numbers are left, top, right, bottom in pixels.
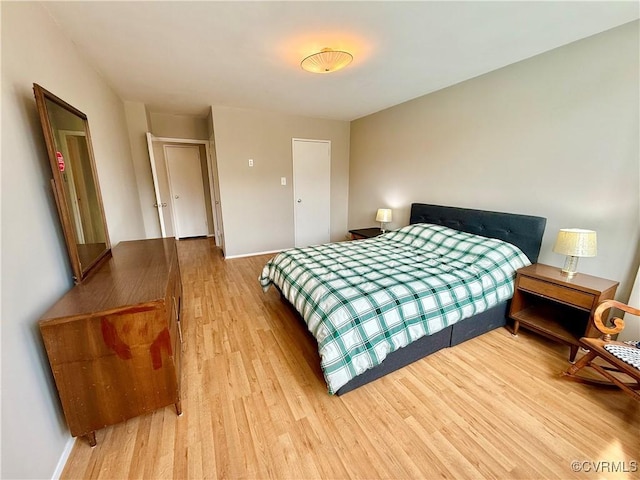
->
248, 158, 254, 167
281, 177, 287, 186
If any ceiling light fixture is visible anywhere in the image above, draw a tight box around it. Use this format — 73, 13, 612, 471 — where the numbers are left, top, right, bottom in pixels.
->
300, 48, 353, 74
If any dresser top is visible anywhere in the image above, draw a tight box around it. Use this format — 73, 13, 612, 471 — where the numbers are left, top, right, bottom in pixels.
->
40, 238, 177, 323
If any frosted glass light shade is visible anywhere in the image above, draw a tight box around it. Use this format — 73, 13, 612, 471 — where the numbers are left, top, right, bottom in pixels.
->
375, 209, 392, 223
301, 48, 353, 74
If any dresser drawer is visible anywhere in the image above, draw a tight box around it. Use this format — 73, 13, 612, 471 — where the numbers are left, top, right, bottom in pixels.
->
518, 275, 594, 311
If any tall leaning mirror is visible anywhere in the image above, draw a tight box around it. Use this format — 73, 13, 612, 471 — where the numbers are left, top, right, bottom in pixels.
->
33, 84, 110, 283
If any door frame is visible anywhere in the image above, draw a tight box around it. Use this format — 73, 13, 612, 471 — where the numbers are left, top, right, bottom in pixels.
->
292, 138, 331, 248
146, 133, 219, 243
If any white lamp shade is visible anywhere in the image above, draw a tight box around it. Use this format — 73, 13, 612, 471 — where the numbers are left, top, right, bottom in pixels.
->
553, 229, 597, 257
375, 209, 392, 223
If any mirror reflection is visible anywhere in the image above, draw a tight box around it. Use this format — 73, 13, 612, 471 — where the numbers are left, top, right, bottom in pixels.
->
34, 84, 110, 282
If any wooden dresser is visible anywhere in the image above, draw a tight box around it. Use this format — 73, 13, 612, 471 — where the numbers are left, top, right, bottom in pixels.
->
39, 238, 183, 446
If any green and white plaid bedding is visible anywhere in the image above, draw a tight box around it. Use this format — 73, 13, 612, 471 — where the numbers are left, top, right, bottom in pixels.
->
259, 223, 531, 394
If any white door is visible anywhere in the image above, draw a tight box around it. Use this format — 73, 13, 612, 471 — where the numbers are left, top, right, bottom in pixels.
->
208, 141, 225, 253
146, 133, 167, 236
165, 145, 208, 239
292, 139, 331, 247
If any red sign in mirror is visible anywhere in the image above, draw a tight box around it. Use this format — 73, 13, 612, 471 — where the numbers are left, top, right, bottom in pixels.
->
56, 151, 65, 172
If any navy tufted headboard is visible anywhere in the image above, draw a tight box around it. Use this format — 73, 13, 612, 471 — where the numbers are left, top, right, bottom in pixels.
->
409, 203, 547, 263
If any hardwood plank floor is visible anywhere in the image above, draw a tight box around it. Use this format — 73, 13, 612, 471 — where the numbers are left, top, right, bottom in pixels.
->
61, 238, 639, 479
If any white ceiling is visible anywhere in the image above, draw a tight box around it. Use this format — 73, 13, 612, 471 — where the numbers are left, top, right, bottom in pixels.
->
42, 1, 639, 121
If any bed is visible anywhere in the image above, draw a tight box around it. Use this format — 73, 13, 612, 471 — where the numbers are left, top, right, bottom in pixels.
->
260, 203, 546, 395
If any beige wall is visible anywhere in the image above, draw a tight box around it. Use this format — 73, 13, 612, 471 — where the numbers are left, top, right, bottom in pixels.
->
149, 112, 209, 140
212, 106, 350, 257
350, 21, 639, 300
1, 3, 145, 478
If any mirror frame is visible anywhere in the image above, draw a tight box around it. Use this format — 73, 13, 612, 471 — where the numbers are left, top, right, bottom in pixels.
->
33, 83, 111, 283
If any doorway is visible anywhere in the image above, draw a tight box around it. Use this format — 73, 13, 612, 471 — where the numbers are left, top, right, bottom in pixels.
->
146, 133, 220, 242
292, 138, 331, 247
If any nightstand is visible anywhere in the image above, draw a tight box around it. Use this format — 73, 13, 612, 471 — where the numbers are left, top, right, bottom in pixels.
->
348, 227, 382, 240
509, 263, 619, 362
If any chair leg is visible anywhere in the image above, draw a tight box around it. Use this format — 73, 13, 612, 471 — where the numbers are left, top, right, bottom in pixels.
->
588, 363, 640, 401
562, 350, 640, 400
564, 350, 597, 377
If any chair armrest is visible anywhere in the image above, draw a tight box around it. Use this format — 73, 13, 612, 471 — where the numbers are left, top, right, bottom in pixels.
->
593, 299, 640, 340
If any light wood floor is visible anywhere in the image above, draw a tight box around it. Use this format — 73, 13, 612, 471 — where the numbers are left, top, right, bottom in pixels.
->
62, 238, 639, 479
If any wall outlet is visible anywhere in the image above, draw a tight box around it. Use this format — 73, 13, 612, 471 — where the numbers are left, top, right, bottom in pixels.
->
281, 177, 286, 186
248, 158, 254, 167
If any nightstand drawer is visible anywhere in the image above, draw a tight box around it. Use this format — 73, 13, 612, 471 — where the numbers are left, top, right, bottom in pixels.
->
518, 276, 594, 310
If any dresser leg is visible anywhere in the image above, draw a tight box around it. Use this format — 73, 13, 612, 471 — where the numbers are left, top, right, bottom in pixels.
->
175, 400, 182, 416
85, 431, 97, 447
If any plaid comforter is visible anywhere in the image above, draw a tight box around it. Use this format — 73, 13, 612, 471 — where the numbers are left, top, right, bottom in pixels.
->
259, 223, 531, 394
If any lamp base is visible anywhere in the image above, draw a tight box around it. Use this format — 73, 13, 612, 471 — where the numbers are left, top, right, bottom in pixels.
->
380, 222, 386, 234
560, 255, 579, 278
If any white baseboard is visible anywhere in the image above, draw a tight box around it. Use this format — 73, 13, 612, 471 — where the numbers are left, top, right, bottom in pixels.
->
224, 249, 286, 259
52, 437, 75, 480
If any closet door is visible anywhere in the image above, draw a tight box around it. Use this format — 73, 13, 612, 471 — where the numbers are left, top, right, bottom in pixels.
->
292, 138, 331, 247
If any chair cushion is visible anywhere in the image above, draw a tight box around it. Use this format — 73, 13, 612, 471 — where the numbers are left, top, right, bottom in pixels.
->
604, 342, 640, 370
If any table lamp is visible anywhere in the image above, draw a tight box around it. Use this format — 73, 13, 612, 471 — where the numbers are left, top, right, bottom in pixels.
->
376, 208, 392, 233
553, 228, 597, 278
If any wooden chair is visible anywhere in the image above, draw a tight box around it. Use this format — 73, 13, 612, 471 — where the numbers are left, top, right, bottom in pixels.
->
562, 299, 640, 401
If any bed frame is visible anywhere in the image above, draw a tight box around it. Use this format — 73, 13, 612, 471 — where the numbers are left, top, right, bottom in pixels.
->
333, 203, 547, 395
